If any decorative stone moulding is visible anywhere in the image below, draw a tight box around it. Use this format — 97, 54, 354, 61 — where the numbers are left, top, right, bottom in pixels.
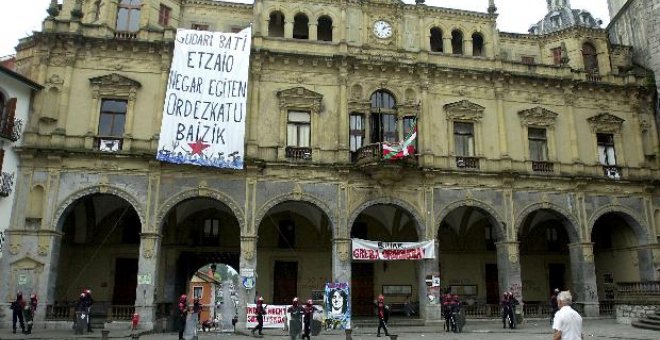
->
587, 112, 625, 133
518, 106, 558, 127
444, 100, 485, 121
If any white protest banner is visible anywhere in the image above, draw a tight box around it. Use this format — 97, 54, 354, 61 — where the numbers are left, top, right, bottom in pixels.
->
157, 27, 251, 169
352, 238, 436, 260
246, 304, 288, 329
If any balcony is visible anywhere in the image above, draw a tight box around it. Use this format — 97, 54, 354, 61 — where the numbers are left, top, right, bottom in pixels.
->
0, 118, 23, 142
603, 165, 621, 180
0, 171, 15, 197
532, 161, 554, 173
285, 146, 312, 161
96, 137, 123, 153
586, 70, 602, 83
354, 143, 418, 184
456, 156, 480, 169
114, 31, 138, 40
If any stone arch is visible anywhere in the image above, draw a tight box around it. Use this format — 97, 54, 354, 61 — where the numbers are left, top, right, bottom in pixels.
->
254, 192, 336, 235
366, 87, 403, 104
312, 10, 338, 25
348, 197, 425, 240
53, 186, 146, 233
292, 7, 314, 20
514, 202, 580, 243
588, 204, 650, 245
436, 199, 506, 240
155, 188, 246, 235
425, 22, 449, 35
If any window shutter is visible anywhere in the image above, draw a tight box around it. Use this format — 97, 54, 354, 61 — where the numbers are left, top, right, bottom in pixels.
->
3, 98, 17, 136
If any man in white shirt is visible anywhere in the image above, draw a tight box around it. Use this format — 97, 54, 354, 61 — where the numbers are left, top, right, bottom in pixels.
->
552, 291, 583, 340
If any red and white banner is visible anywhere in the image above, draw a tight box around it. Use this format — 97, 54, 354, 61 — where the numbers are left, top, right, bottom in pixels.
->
246, 304, 288, 329
352, 238, 436, 260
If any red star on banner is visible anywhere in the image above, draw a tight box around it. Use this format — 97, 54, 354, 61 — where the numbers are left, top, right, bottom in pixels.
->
188, 139, 210, 155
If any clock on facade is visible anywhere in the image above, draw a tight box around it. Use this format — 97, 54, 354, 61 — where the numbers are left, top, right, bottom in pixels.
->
373, 20, 393, 39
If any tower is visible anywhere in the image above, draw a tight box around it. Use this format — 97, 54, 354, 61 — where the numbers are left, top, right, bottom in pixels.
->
547, 0, 571, 11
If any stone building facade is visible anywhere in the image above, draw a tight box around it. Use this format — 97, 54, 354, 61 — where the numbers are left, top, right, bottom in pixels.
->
0, 0, 659, 330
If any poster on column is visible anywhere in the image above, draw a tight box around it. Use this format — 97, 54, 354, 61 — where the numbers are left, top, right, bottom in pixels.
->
352, 238, 436, 260
156, 27, 252, 169
325, 282, 350, 330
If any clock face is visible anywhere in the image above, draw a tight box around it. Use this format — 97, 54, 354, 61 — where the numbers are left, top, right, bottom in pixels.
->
373, 20, 393, 39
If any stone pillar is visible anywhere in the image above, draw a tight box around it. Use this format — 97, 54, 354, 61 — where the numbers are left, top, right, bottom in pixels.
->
568, 243, 599, 317
237, 236, 258, 331
442, 37, 452, 54
494, 86, 508, 158
495, 241, 523, 301
418, 241, 441, 321
309, 23, 318, 41
464, 39, 473, 57
135, 232, 161, 330
637, 244, 659, 281
284, 20, 293, 39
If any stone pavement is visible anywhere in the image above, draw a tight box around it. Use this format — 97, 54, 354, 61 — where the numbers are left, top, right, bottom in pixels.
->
0, 319, 658, 340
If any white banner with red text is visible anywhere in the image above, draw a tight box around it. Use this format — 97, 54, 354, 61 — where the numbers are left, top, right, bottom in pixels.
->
246, 304, 288, 329
352, 238, 436, 260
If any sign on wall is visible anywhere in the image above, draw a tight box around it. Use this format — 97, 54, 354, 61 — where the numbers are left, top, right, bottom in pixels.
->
352, 238, 436, 260
325, 282, 350, 330
157, 27, 252, 169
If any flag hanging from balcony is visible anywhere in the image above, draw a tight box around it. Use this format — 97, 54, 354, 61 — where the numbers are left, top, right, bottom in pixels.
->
382, 119, 417, 160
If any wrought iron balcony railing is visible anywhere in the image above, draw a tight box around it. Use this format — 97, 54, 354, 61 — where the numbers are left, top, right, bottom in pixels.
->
354, 143, 417, 165
0, 171, 15, 197
532, 161, 554, 173
0, 118, 23, 142
456, 156, 480, 169
603, 165, 621, 180
285, 146, 312, 161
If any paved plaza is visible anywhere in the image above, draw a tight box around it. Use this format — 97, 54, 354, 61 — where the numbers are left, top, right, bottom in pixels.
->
0, 319, 658, 340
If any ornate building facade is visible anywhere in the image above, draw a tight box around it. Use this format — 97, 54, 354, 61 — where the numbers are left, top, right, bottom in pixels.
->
0, 0, 659, 330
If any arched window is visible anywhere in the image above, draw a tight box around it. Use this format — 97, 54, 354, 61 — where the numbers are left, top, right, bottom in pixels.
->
370, 90, 397, 143
472, 33, 484, 57
268, 11, 285, 37
317, 16, 333, 42
582, 42, 599, 73
451, 30, 463, 55
430, 27, 443, 52
293, 13, 309, 39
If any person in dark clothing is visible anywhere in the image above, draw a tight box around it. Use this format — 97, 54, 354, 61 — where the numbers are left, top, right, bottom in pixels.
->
550, 288, 560, 322
251, 296, 266, 336
83, 289, 94, 332
375, 294, 389, 337
177, 294, 188, 340
500, 293, 512, 329
501, 292, 518, 329
23, 293, 38, 334
302, 299, 317, 340
193, 297, 203, 327
287, 297, 304, 340
11, 291, 26, 334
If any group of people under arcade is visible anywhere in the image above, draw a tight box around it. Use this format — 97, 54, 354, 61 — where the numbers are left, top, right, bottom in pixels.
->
441, 293, 465, 333
175, 293, 238, 340
10, 290, 38, 335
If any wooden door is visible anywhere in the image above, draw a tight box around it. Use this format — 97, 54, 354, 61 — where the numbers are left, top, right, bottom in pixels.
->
273, 261, 298, 304
351, 262, 374, 316
485, 263, 499, 304
112, 258, 138, 305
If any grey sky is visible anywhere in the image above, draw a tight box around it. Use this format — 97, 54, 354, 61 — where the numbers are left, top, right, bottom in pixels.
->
0, 0, 610, 57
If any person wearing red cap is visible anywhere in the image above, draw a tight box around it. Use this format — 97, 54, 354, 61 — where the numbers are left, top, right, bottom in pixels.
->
23, 293, 38, 334
251, 296, 266, 336
288, 297, 304, 340
10, 290, 25, 334
82, 289, 94, 332
177, 294, 188, 340
375, 294, 389, 337
302, 299, 317, 340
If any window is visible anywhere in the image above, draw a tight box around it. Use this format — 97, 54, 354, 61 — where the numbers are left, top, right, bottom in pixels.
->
268, 11, 285, 37
201, 218, 220, 245
193, 287, 203, 299
192, 23, 209, 31
287, 111, 310, 147
472, 33, 484, 56
597, 133, 616, 166
278, 220, 295, 248
430, 27, 443, 52
451, 30, 463, 54
293, 13, 309, 39
370, 90, 397, 143
317, 16, 333, 42
521, 56, 535, 65
485, 224, 496, 251
98, 99, 127, 137
551, 47, 562, 65
454, 122, 474, 156
582, 42, 599, 73
0, 96, 17, 141
349, 113, 364, 152
116, 0, 141, 32
528, 128, 548, 161
546, 227, 559, 251
158, 4, 171, 26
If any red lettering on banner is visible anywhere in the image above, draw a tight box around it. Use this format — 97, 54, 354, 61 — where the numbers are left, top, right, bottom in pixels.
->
353, 248, 379, 260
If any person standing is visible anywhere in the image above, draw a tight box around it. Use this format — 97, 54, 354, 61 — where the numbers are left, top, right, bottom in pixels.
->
10, 291, 26, 334
302, 299, 317, 340
375, 294, 389, 337
83, 289, 94, 332
552, 291, 583, 340
550, 288, 560, 321
287, 297, 304, 340
23, 293, 38, 334
177, 294, 188, 340
251, 296, 266, 336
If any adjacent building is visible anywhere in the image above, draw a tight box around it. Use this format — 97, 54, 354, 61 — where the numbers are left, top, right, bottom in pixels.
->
0, 0, 658, 330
